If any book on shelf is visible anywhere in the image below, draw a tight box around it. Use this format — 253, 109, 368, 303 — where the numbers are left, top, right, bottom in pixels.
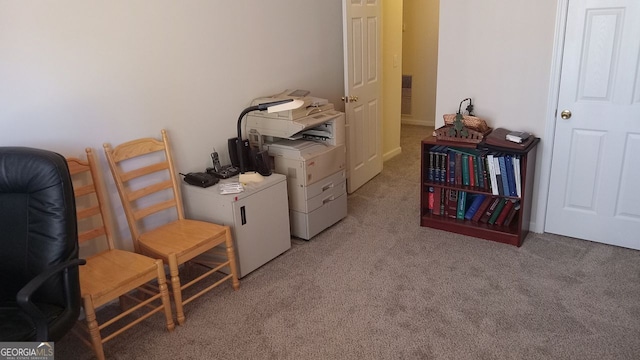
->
438, 147, 447, 184
447, 147, 485, 188
497, 155, 510, 197
513, 155, 522, 197
448, 150, 456, 185
504, 155, 517, 197
472, 196, 494, 222
479, 197, 501, 223
469, 154, 476, 187
492, 156, 504, 196
476, 153, 486, 190
428, 147, 435, 182
456, 191, 467, 220
433, 146, 441, 183
461, 154, 470, 186
439, 188, 445, 215
427, 187, 434, 213
432, 186, 441, 215
464, 194, 486, 220
503, 200, 521, 226
445, 189, 459, 219
455, 153, 462, 185
495, 199, 515, 225
488, 198, 507, 225
486, 154, 499, 196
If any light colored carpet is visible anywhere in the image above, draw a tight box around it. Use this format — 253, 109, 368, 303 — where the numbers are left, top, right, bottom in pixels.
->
57, 125, 640, 359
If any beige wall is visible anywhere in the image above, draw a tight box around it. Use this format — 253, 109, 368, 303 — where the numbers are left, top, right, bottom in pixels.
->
402, 0, 439, 126
382, 0, 403, 161
436, 0, 559, 231
0, 1, 344, 249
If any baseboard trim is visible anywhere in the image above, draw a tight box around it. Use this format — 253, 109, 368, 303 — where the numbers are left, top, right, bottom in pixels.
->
401, 118, 434, 127
383, 146, 402, 162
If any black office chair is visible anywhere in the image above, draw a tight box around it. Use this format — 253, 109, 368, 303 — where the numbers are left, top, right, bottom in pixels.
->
0, 147, 85, 341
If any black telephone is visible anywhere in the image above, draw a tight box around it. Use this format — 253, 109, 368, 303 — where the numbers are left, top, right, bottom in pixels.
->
206, 148, 240, 179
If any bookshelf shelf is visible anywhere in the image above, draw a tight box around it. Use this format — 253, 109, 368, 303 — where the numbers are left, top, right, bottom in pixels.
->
420, 136, 539, 247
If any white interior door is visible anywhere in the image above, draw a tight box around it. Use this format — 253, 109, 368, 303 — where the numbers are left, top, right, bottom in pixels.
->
343, 0, 383, 193
545, 0, 640, 250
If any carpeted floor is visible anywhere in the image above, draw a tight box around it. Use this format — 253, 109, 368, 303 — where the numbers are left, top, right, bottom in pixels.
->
57, 124, 640, 359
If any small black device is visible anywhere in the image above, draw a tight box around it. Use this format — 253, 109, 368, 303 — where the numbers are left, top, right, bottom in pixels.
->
180, 172, 219, 188
207, 165, 240, 179
228, 137, 253, 171
253, 150, 272, 176
211, 150, 222, 172
206, 147, 241, 179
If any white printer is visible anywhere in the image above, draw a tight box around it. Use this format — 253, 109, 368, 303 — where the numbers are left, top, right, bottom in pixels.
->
245, 90, 347, 240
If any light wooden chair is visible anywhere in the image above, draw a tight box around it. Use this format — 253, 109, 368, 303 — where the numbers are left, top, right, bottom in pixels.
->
103, 129, 240, 325
67, 148, 175, 360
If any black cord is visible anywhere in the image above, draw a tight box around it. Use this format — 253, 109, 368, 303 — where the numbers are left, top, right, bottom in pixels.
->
457, 98, 474, 116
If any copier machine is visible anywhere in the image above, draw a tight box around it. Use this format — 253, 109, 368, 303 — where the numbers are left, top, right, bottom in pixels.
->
246, 90, 347, 240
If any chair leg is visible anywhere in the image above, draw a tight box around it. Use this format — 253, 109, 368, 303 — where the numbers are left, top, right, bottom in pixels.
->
155, 260, 175, 331
83, 296, 105, 360
168, 254, 185, 325
118, 295, 127, 311
224, 229, 240, 290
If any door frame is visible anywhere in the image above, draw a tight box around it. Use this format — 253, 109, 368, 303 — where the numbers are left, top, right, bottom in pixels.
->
534, 0, 570, 234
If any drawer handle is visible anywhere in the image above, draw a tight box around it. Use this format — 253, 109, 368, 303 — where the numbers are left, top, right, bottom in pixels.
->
322, 196, 335, 204
322, 183, 334, 191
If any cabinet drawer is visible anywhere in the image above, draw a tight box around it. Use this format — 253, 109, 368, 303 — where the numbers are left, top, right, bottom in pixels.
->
290, 192, 347, 240
306, 180, 346, 213
305, 169, 346, 200
288, 170, 346, 212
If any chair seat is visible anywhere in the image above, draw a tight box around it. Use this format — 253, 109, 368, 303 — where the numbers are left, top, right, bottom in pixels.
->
0, 302, 64, 341
138, 219, 228, 264
80, 249, 162, 309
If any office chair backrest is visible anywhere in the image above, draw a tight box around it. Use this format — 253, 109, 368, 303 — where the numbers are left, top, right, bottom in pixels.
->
0, 147, 79, 305
103, 129, 185, 252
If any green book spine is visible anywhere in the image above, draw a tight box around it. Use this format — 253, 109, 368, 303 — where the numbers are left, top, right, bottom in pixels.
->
461, 154, 470, 186
488, 198, 507, 224
456, 191, 467, 219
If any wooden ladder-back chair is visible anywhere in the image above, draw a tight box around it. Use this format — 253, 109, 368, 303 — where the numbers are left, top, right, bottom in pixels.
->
67, 148, 175, 360
103, 129, 240, 325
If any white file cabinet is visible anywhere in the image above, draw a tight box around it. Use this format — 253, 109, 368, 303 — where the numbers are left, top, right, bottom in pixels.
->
181, 174, 291, 278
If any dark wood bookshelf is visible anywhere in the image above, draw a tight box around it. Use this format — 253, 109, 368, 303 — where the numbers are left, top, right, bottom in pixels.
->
420, 136, 539, 247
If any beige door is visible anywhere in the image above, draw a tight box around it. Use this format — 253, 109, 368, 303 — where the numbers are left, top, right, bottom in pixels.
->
343, 0, 383, 193
545, 0, 640, 250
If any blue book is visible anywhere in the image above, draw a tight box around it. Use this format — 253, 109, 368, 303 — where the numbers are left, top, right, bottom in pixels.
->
428, 147, 435, 182
438, 147, 447, 184
433, 146, 444, 184
476, 154, 485, 189
464, 194, 486, 220
498, 155, 510, 197
504, 155, 517, 196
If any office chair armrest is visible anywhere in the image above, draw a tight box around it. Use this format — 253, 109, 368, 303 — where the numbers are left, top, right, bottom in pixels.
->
15, 258, 86, 340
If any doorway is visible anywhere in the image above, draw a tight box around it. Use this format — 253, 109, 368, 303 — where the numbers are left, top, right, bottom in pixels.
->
399, 0, 439, 129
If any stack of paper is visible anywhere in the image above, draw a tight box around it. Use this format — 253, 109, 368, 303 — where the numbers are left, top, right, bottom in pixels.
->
219, 182, 244, 195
